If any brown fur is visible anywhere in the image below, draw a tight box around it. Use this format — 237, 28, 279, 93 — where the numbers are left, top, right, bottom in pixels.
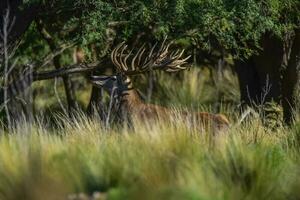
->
119, 79, 230, 132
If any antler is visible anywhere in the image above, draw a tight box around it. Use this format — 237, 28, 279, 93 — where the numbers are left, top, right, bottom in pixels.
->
111, 37, 191, 75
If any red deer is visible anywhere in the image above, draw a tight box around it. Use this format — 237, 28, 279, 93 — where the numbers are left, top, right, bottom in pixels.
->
90, 39, 230, 132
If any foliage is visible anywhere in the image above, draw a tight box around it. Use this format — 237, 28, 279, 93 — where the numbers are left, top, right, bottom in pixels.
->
18, 0, 299, 62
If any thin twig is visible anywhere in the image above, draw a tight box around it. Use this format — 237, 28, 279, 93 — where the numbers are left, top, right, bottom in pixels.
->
2, 7, 15, 129
37, 43, 75, 70
54, 77, 68, 116
105, 87, 117, 129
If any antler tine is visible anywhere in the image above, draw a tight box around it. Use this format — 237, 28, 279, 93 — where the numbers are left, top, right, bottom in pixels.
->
124, 48, 133, 71
179, 55, 192, 63
111, 42, 125, 72
163, 41, 172, 54
119, 44, 129, 71
165, 68, 185, 72
156, 36, 168, 56
139, 40, 170, 71
170, 55, 191, 67
142, 42, 158, 67
166, 50, 187, 69
165, 65, 188, 72
172, 49, 185, 60
165, 55, 192, 71
111, 44, 118, 67
137, 46, 146, 68
170, 49, 180, 59
111, 47, 117, 66
131, 43, 146, 71
157, 41, 173, 64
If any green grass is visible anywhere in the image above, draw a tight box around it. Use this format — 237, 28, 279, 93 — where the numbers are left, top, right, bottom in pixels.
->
0, 68, 300, 200
0, 116, 300, 200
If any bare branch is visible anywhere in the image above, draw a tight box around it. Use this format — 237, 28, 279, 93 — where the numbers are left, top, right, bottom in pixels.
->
2, 60, 105, 107
33, 61, 103, 81
33, 43, 75, 70
54, 77, 68, 116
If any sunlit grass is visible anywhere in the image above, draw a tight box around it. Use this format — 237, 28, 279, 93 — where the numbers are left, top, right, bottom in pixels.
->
0, 113, 300, 200
153, 67, 240, 108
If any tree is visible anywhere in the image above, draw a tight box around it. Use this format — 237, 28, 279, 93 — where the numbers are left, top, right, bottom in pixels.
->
174, 0, 300, 123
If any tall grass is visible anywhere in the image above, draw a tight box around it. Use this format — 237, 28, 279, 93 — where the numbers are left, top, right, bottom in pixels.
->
0, 115, 300, 200
153, 67, 240, 109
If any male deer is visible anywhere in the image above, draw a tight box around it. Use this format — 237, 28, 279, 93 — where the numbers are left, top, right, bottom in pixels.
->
90, 39, 230, 132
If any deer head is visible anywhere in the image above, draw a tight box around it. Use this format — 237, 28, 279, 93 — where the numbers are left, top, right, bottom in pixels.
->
90, 74, 131, 100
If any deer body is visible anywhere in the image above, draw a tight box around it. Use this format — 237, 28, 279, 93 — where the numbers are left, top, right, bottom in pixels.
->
92, 75, 230, 132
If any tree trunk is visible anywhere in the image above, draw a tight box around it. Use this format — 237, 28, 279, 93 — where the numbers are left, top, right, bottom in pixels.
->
282, 30, 300, 124
86, 42, 111, 117
236, 34, 283, 104
235, 32, 300, 125
53, 56, 78, 113
87, 86, 105, 118
36, 20, 78, 115
252, 34, 283, 105
235, 58, 261, 106
235, 34, 284, 129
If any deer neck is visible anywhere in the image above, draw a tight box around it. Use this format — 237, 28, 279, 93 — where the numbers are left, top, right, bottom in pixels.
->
120, 77, 143, 111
